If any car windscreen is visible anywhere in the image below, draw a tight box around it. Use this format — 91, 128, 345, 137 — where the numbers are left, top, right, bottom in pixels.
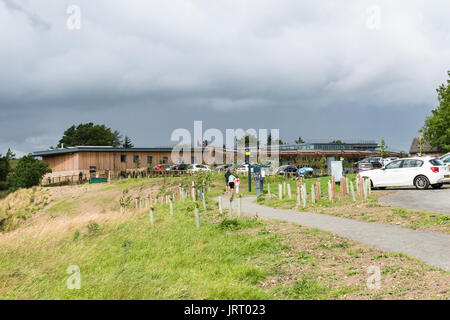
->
359, 163, 372, 168
429, 159, 444, 166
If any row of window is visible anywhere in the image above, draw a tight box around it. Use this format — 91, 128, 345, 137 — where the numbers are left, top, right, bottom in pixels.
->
120, 155, 168, 164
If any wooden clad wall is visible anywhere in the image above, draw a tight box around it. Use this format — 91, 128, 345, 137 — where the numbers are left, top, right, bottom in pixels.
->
40, 151, 174, 171
42, 153, 78, 172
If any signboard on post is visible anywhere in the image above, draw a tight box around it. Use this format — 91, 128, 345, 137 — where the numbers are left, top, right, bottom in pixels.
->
331, 161, 344, 184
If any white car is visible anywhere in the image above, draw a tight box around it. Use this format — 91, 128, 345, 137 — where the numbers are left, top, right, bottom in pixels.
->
187, 164, 211, 173
360, 157, 450, 189
440, 153, 450, 170
236, 164, 249, 174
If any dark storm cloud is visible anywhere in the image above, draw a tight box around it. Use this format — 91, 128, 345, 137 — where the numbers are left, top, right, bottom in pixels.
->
0, 0, 449, 155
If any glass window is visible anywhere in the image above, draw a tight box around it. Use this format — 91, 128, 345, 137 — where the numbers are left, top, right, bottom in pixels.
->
133, 155, 139, 162
429, 159, 444, 166
402, 159, 423, 168
385, 160, 402, 169
120, 155, 126, 162
147, 156, 152, 164
442, 155, 450, 163
162, 157, 168, 164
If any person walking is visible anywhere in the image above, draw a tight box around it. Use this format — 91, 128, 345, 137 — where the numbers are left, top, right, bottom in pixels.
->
228, 173, 236, 194
225, 169, 231, 192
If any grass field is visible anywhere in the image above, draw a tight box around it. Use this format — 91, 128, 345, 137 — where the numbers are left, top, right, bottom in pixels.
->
0, 175, 449, 299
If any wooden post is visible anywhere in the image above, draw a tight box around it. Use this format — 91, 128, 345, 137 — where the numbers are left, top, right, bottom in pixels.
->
311, 184, 316, 204
219, 197, 223, 214
359, 176, 364, 199
283, 182, 286, 197
229, 199, 233, 218
296, 183, 301, 206
135, 198, 138, 209
316, 180, 320, 200
170, 199, 174, 216
340, 177, 345, 197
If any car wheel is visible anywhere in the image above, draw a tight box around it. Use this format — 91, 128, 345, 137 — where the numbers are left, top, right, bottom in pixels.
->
431, 183, 443, 189
414, 175, 430, 190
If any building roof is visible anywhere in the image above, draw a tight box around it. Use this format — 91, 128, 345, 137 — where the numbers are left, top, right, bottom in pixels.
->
409, 137, 439, 154
33, 146, 174, 156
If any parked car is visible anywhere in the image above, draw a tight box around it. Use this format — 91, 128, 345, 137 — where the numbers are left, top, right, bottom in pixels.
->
278, 165, 298, 176
440, 153, 450, 168
187, 164, 211, 173
382, 157, 399, 167
236, 164, 249, 174
170, 163, 189, 171
153, 164, 171, 171
215, 164, 234, 171
297, 166, 314, 176
359, 157, 383, 167
358, 162, 375, 172
359, 157, 450, 189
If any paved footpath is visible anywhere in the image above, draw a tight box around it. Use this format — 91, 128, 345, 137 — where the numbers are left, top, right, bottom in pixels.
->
219, 196, 450, 271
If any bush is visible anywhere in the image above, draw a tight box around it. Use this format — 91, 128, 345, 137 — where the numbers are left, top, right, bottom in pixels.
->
7, 156, 51, 189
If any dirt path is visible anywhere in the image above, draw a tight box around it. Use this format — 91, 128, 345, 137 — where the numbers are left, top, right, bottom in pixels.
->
218, 195, 450, 271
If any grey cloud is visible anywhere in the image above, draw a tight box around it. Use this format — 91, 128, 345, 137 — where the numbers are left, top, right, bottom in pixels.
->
0, 0, 449, 154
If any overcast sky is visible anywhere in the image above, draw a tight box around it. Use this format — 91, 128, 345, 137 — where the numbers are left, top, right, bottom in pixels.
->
1, 0, 449, 156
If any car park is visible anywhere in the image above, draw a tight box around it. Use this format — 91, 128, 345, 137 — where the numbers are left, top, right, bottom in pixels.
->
360, 157, 450, 189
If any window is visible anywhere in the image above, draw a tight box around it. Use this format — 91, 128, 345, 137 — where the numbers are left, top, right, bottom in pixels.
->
162, 157, 168, 164
385, 160, 402, 169
402, 159, 423, 168
133, 155, 139, 162
429, 159, 444, 166
147, 156, 152, 164
442, 155, 450, 163
121, 155, 126, 162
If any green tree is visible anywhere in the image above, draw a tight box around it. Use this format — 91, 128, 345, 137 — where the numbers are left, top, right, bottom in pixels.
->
57, 123, 122, 148
421, 71, 450, 152
418, 136, 425, 156
379, 137, 388, 158
122, 136, 134, 148
7, 156, 51, 189
0, 149, 15, 182
295, 137, 305, 144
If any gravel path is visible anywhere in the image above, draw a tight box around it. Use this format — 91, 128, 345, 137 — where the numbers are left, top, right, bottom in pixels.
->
378, 185, 450, 214
218, 196, 450, 271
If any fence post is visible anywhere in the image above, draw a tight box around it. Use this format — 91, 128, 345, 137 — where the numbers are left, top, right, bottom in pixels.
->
195, 207, 200, 228
350, 180, 356, 202
287, 183, 292, 199
278, 184, 283, 200
328, 180, 332, 201
316, 180, 320, 200
229, 199, 233, 218
311, 184, 316, 204
219, 197, 223, 215
296, 183, 301, 206
150, 207, 154, 225
302, 185, 306, 208
331, 177, 336, 204
238, 197, 242, 219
